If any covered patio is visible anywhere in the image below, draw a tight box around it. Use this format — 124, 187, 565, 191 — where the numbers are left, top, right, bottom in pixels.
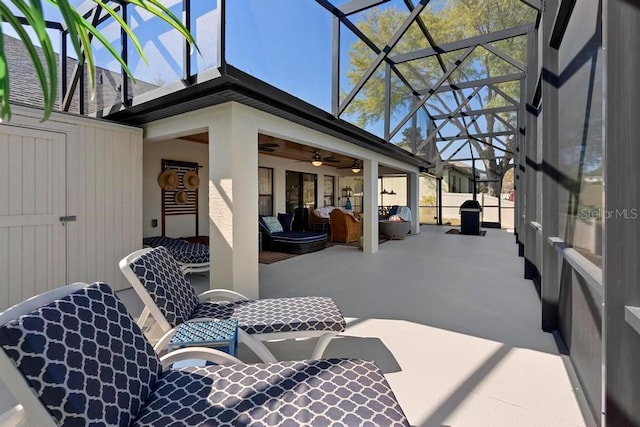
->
112, 225, 586, 426
3, 0, 636, 424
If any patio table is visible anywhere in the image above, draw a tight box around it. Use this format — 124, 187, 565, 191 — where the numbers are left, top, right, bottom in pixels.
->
168, 319, 239, 356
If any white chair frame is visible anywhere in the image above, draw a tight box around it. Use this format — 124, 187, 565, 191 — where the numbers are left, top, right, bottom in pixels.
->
180, 262, 210, 274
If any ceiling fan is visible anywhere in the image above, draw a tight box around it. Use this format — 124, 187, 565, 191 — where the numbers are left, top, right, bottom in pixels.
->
305, 150, 341, 166
339, 159, 362, 173
258, 143, 279, 152
321, 155, 341, 164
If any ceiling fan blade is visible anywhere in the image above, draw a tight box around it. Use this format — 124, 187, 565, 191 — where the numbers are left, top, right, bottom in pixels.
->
258, 143, 279, 153
323, 157, 341, 163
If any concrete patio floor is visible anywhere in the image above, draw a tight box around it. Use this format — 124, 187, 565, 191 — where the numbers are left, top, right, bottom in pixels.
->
247, 225, 588, 427
0, 225, 589, 426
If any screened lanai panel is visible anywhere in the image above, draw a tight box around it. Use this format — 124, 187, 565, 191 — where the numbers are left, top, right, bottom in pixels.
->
394, 56, 441, 90
341, 63, 385, 138
556, 0, 603, 267
346, 0, 421, 52
389, 106, 431, 156
389, 114, 415, 151
424, 0, 536, 46
387, 20, 432, 56
388, 70, 415, 135
492, 81, 521, 104
64, 33, 81, 115
190, 0, 221, 74
225, 0, 332, 111
339, 22, 378, 106
487, 34, 528, 64
470, 45, 525, 81
127, 0, 182, 97
435, 50, 480, 85
84, 18, 121, 115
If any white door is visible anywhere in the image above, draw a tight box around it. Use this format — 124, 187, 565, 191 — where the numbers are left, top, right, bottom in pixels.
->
0, 126, 66, 310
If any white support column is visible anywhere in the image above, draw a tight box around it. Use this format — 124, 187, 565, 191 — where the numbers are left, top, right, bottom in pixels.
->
208, 104, 259, 299
363, 159, 379, 253
317, 173, 325, 209
408, 171, 420, 234
274, 168, 287, 214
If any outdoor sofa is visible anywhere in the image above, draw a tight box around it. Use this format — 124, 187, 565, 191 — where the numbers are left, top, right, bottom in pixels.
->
259, 214, 327, 254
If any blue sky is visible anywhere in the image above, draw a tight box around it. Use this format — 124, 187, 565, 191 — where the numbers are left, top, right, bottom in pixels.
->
3, 0, 482, 121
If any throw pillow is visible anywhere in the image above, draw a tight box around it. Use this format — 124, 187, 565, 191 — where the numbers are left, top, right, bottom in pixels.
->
262, 216, 283, 233
277, 213, 294, 232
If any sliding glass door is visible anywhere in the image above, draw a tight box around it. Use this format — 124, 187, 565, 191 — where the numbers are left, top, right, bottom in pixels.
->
286, 171, 317, 230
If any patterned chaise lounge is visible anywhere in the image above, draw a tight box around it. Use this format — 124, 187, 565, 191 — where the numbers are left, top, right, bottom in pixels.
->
0, 282, 410, 426
120, 247, 346, 363
143, 236, 209, 273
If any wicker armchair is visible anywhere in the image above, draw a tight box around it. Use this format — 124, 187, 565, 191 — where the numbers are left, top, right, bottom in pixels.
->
329, 209, 361, 243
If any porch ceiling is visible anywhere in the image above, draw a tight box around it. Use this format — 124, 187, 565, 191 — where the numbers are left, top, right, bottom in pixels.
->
258, 134, 358, 169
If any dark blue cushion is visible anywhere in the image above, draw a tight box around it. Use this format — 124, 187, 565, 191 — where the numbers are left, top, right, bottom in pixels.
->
272, 231, 327, 243
129, 247, 200, 326
389, 205, 399, 216
0, 283, 162, 426
277, 213, 294, 232
143, 237, 209, 264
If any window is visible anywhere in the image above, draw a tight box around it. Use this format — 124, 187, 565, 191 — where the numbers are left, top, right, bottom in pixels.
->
323, 176, 335, 206
286, 171, 317, 212
258, 167, 273, 215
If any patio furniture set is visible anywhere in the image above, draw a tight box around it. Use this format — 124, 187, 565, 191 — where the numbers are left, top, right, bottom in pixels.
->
0, 245, 410, 426
259, 204, 411, 254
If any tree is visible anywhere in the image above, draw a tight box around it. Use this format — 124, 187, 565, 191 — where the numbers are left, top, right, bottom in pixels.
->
343, 0, 535, 195
0, 0, 196, 121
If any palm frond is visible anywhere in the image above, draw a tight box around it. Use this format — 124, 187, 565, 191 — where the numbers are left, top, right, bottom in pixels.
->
0, 1, 55, 120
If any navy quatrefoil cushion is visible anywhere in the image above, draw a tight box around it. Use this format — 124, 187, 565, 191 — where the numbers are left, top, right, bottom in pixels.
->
0, 282, 162, 426
129, 246, 201, 326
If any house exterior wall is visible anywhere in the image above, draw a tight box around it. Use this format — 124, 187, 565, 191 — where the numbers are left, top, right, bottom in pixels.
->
257, 153, 352, 215
444, 169, 473, 193
143, 139, 209, 238
378, 176, 408, 207
0, 104, 142, 308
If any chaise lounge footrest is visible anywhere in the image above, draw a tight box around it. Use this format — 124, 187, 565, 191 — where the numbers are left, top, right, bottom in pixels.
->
193, 296, 346, 335
133, 359, 409, 427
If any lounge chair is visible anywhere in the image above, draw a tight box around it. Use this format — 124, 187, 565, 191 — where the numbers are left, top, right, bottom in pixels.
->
329, 208, 361, 243
0, 282, 410, 426
119, 247, 346, 363
259, 215, 327, 254
143, 236, 210, 274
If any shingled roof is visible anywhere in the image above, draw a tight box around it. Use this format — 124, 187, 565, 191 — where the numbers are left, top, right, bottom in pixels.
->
5, 34, 156, 115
